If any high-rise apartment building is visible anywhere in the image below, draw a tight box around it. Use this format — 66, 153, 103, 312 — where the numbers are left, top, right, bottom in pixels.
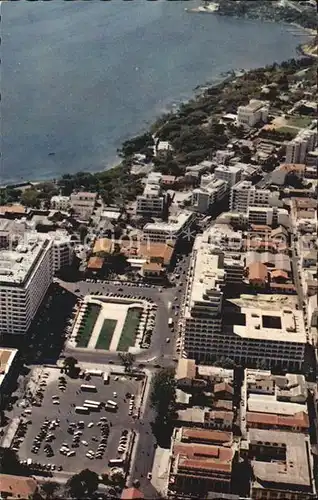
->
0, 235, 53, 335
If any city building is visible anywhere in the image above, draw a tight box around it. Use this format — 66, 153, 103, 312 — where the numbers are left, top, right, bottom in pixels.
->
136, 172, 167, 217
221, 295, 306, 370
230, 180, 279, 213
177, 408, 234, 431
237, 99, 269, 127
48, 230, 74, 272
0, 474, 38, 499
50, 194, 70, 211
213, 164, 242, 187
0, 235, 53, 335
215, 149, 235, 165
192, 176, 228, 213
0, 348, 19, 403
271, 163, 306, 186
245, 429, 316, 499
181, 242, 224, 360
100, 206, 122, 223
285, 128, 317, 164
70, 191, 98, 220
245, 370, 307, 403
247, 207, 290, 228
168, 427, 236, 495
181, 277, 306, 368
142, 211, 195, 243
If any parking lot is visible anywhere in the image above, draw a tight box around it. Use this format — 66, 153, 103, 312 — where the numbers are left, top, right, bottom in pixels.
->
16, 367, 143, 474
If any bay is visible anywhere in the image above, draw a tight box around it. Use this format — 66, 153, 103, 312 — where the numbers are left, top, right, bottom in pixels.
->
1, 0, 301, 184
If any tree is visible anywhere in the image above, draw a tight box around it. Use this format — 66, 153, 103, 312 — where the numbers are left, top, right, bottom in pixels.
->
118, 352, 135, 372
63, 356, 78, 375
41, 481, 60, 499
21, 188, 41, 208
151, 367, 176, 422
66, 469, 99, 498
0, 447, 21, 474
150, 367, 177, 447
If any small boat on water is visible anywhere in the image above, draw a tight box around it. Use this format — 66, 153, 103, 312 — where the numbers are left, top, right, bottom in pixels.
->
186, 1, 219, 13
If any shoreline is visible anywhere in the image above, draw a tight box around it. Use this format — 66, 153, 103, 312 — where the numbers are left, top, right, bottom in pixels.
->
0, 16, 315, 190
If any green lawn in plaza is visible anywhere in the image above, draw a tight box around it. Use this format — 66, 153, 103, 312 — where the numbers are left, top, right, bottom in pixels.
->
286, 115, 313, 128
117, 308, 141, 351
76, 304, 101, 347
95, 319, 117, 350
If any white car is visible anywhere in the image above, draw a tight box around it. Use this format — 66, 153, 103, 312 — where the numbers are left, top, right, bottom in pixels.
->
85, 452, 94, 459
53, 400, 60, 405
81, 440, 88, 446
113, 392, 117, 398
87, 422, 94, 428
147, 472, 152, 480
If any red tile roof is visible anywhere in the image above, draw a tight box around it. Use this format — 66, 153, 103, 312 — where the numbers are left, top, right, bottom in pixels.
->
0, 474, 38, 498
214, 382, 234, 396
181, 428, 233, 444
87, 256, 104, 269
178, 457, 232, 473
121, 487, 144, 499
246, 411, 309, 429
271, 269, 289, 280
248, 262, 268, 281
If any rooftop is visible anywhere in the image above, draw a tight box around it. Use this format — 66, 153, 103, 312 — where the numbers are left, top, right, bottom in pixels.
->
0, 233, 51, 285
185, 243, 225, 317
245, 251, 291, 273
247, 410, 309, 429
249, 429, 313, 490
143, 210, 193, 233
0, 204, 26, 215
247, 262, 268, 281
177, 408, 234, 426
181, 427, 233, 445
175, 358, 196, 381
87, 256, 104, 270
0, 474, 38, 498
228, 294, 306, 343
247, 393, 307, 416
70, 191, 97, 199
0, 348, 18, 388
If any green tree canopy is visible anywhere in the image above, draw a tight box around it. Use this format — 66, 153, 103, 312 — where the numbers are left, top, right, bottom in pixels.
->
66, 469, 99, 498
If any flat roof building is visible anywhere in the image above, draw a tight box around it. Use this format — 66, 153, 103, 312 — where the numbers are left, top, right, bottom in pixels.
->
248, 429, 316, 499
143, 211, 195, 243
0, 234, 53, 334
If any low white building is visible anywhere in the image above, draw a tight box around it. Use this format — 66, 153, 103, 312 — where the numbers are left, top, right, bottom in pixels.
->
50, 195, 70, 211
237, 99, 269, 127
